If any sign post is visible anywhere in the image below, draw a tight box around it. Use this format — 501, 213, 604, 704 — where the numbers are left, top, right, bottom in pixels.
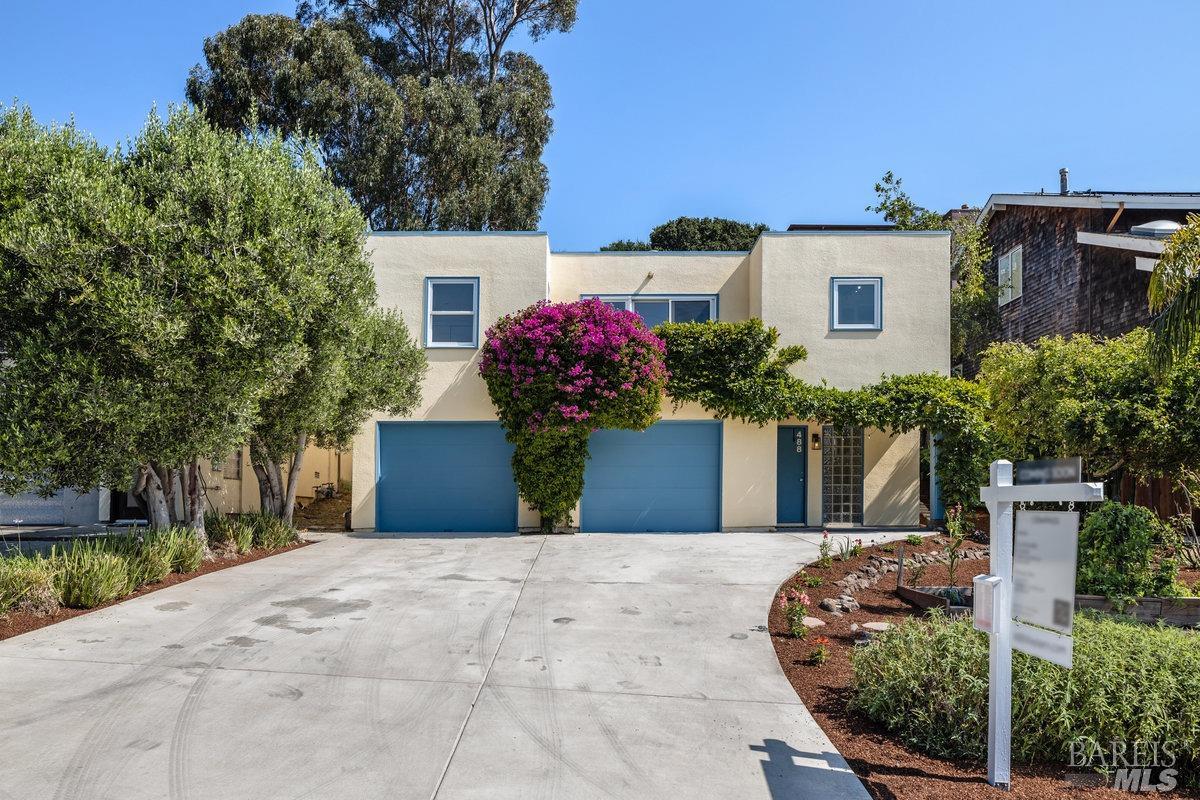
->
977, 458, 1103, 789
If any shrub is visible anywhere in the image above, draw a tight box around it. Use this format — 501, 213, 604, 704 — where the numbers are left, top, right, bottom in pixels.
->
0, 553, 59, 615
851, 613, 1200, 785
778, 588, 811, 638
247, 513, 298, 550
1078, 501, 1180, 600
156, 526, 205, 573
51, 540, 131, 609
110, 532, 173, 587
206, 512, 254, 554
905, 533, 924, 546
479, 299, 668, 530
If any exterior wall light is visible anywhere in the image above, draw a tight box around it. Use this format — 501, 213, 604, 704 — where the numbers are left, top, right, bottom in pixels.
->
811, 432, 821, 451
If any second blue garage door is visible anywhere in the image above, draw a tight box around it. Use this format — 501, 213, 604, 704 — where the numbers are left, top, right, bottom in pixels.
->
376, 422, 517, 532
581, 421, 721, 532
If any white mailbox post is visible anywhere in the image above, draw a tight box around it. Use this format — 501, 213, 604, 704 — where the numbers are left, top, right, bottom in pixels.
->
977, 459, 1104, 789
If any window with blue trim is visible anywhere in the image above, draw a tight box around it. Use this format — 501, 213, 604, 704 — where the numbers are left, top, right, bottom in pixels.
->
426, 278, 479, 347
830, 277, 882, 330
584, 295, 716, 325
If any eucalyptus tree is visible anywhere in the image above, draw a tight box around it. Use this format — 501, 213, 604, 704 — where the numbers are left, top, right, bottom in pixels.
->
186, 0, 577, 231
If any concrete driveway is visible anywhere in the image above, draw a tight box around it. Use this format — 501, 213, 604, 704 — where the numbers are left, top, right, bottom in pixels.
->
0, 531, 892, 800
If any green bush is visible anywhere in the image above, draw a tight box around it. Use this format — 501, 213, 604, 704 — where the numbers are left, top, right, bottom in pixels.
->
851, 613, 1200, 784
206, 512, 254, 554
0, 553, 59, 615
51, 540, 131, 609
162, 527, 206, 573
1079, 501, 1180, 600
110, 532, 174, 588
247, 513, 298, 551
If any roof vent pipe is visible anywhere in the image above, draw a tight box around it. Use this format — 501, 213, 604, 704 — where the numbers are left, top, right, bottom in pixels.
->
1059, 167, 1069, 195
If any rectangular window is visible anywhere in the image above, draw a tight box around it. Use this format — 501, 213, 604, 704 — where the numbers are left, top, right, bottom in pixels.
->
998, 246, 1023, 306
426, 278, 479, 348
583, 295, 716, 326
830, 277, 882, 330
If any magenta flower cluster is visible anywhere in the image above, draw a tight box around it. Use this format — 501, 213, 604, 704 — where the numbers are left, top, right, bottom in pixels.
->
479, 298, 669, 433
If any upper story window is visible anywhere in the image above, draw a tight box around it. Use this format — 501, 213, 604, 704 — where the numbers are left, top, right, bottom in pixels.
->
426, 277, 479, 348
998, 245, 1023, 306
830, 277, 882, 331
585, 295, 716, 326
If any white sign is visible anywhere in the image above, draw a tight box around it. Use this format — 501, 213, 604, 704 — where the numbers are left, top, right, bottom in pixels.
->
1012, 511, 1078, 637
1013, 620, 1073, 668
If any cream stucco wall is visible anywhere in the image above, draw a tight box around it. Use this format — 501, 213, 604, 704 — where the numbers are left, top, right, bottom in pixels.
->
352, 233, 550, 530
352, 231, 947, 532
549, 251, 750, 319
756, 232, 950, 389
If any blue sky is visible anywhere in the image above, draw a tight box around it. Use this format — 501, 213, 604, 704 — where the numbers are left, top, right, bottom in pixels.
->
3, 1, 1197, 250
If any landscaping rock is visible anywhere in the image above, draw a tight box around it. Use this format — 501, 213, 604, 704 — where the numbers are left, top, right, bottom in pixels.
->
820, 598, 840, 612
802, 616, 825, 629
861, 621, 892, 633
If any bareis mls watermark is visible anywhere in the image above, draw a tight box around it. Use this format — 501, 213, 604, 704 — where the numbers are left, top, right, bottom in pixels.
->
1067, 740, 1181, 793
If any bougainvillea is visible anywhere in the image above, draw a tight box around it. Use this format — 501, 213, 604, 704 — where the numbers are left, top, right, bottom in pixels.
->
479, 299, 669, 530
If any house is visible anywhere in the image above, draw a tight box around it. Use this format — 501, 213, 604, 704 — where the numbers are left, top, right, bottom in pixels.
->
977, 170, 1200, 356
351, 228, 950, 533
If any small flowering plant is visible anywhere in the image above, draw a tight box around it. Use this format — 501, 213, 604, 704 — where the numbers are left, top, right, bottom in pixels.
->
778, 587, 812, 639
479, 299, 669, 530
807, 635, 831, 665
817, 531, 832, 568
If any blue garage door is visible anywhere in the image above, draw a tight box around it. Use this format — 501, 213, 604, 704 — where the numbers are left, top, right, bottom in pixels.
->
582, 421, 721, 532
377, 422, 517, 532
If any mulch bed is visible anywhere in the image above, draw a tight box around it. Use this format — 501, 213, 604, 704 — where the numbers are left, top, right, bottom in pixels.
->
769, 535, 1200, 800
0, 540, 310, 642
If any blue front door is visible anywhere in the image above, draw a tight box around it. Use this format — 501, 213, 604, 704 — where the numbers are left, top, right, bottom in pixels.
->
376, 422, 518, 532
581, 421, 721, 532
777, 426, 808, 525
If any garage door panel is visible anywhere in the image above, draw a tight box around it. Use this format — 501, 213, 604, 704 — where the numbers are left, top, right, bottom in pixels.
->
377, 423, 517, 533
582, 422, 720, 532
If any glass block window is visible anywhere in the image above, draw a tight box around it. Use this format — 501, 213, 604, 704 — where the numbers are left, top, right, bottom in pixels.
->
822, 425, 864, 525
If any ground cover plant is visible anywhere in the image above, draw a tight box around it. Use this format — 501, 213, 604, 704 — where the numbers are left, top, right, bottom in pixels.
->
851, 612, 1200, 787
1077, 501, 1185, 601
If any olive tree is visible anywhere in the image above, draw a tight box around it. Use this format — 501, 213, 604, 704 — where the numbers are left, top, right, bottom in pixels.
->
0, 105, 406, 538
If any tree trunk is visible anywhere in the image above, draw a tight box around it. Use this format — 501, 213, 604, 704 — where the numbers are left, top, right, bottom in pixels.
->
282, 433, 307, 526
183, 459, 207, 544
135, 465, 172, 528
250, 436, 285, 516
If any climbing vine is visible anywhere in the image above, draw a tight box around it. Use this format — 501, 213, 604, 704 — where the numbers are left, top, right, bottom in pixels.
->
656, 320, 998, 507
479, 299, 668, 530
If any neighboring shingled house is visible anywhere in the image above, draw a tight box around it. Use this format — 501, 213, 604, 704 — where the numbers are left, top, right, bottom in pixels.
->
975, 170, 1200, 361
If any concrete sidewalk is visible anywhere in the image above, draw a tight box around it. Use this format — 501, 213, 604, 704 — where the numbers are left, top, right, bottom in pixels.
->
0, 531, 896, 800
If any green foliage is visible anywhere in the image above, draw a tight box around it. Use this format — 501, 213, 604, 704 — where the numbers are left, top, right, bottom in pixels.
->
656, 320, 808, 424
598, 239, 653, 251
851, 613, 1200, 785
1149, 213, 1200, 371
659, 321, 997, 507
602, 216, 770, 252
510, 428, 589, 531
905, 533, 924, 546
162, 527, 207, 573
978, 329, 1200, 494
0, 104, 394, 537
1078, 501, 1181, 600
867, 172, 998, 364
0, 554, 59, 616
188, 0, 576, 230
865, 171, 944, 231
205, 512, 255, 554
110, 532, 174, 587
817, 534, 833, 568
247, 512, 300, 550
778, 588, 811, 638
51, 540, 131, 609
943, 504, 972, 586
